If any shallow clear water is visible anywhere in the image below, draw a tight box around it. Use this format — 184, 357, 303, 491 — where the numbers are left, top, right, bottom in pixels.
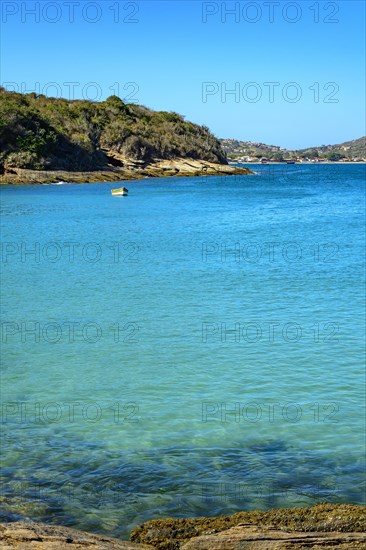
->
1, 164, 365, 538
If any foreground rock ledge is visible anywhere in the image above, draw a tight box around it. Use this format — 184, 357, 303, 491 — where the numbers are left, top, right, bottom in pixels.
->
1, 505, 365, 549
0, 522, 154, 549
0, 158, 253, 184
130, 504, 366, 549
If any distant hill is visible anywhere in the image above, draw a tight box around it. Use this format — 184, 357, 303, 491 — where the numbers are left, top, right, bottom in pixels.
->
299, 137, 366, 160
0, 89, 228, 174
221, 139, 286, 161
221, 137, 366, 162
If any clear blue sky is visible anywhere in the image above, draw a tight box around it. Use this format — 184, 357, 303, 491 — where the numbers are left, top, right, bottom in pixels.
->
1, 0, 365, 148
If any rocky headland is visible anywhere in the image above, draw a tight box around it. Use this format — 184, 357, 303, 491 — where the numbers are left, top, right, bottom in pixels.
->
0, 89, 252, 184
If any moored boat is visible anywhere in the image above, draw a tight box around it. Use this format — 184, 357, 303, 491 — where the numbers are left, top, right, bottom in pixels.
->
111, 187, 129, 196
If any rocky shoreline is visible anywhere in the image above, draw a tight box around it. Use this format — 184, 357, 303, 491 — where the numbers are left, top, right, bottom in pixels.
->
0, 158, 253, 185
1, 504, 365, 549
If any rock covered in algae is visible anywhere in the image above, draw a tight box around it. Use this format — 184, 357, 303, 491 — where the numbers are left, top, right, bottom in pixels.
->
130, 503, 366, 549
1, 504, 365, 549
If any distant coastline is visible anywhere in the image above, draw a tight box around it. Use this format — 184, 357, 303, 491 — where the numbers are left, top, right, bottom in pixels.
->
2, 160, 364, 185
229, 160, 366, 165
222, 136, 366, 164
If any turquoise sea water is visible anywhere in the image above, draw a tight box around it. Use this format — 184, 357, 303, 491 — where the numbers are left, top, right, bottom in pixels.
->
1, 164, 365, 538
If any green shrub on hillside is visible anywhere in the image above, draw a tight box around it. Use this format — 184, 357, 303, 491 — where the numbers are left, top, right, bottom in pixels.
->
5, 151, 43, 169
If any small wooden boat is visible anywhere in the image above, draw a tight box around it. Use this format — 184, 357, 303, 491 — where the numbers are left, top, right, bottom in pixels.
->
111, 187, 128, 196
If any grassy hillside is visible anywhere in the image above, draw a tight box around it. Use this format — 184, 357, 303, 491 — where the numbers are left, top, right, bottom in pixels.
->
0, 89, 227, 173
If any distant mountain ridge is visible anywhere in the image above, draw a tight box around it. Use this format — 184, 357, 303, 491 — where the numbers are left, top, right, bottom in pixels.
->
221, 137, 366, 162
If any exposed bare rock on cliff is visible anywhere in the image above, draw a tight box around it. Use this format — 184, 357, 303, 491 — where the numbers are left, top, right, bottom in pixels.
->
0, 157, 252, 184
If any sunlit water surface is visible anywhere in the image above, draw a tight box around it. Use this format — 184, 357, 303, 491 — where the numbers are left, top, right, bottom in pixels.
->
1, 164, 365, 538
